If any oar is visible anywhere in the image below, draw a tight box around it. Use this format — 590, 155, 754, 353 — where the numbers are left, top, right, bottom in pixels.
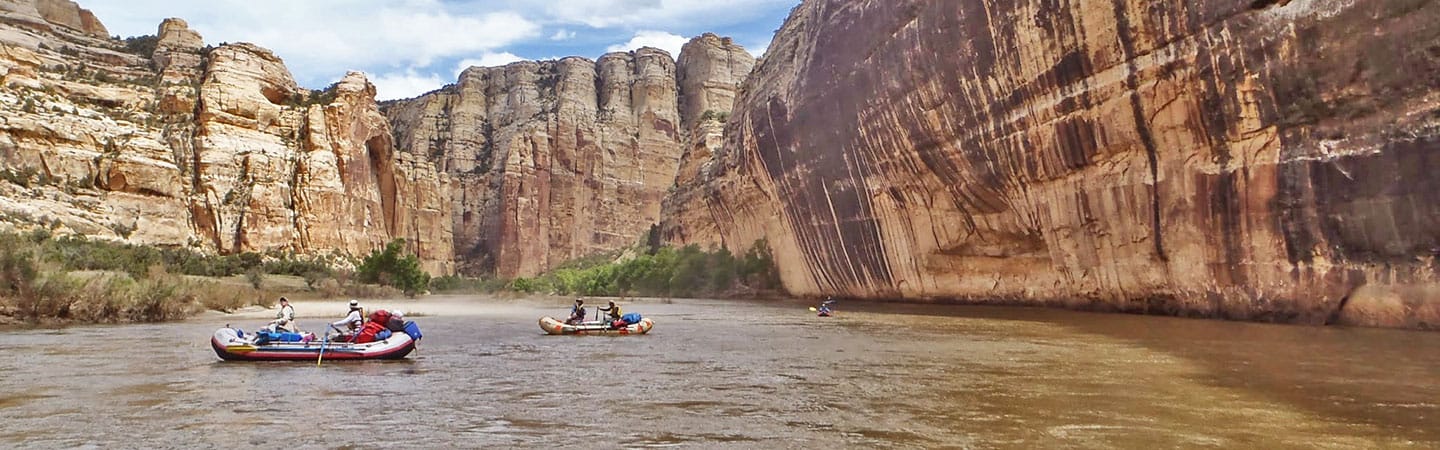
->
316, 334, 329, 367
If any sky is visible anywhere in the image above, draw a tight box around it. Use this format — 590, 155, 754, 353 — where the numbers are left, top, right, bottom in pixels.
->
81, 0, 798, 100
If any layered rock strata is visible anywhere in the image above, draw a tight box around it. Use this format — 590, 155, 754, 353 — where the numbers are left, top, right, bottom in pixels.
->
0, 0, 107, 38
385, 49, 684, 277
660, 34, 756, 249
0, 1, 453, 272
664, 0, 1440, 328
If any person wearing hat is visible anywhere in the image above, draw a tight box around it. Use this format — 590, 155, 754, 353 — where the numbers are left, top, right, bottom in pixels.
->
330, 299, 364, 338
266, 296, 296, 332
565, 298, 587, 325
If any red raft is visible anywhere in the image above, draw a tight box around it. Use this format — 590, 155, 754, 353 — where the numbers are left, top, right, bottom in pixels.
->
210, 321, 421, 361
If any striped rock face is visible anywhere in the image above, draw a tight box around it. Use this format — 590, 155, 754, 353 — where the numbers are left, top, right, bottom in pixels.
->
384, 49, 690, 278
664, 0, 1440, 328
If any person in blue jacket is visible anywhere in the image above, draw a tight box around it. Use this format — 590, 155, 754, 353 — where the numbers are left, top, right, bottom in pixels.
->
566, 298, 587, 325
817, 297, 836, 316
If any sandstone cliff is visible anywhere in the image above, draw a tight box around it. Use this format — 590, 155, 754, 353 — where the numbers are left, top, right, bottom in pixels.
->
385, 48, 685, 277
0, 0, 107, 38
660, 34, 756, 249
0, 1, 453, 272
663, 0, 1440, 328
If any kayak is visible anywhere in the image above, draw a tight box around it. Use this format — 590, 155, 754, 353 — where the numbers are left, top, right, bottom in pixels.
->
210, 322, 422, 361
539, 317, 654, 335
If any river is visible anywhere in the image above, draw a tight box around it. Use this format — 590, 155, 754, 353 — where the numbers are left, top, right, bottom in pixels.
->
1, 297, 1437, 448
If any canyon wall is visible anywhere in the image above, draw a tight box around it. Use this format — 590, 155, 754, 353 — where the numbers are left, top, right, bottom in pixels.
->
0, 1, 453, 272
385, 48, 690, 278
660, 33, 756, 250
663, 0, 1440, 328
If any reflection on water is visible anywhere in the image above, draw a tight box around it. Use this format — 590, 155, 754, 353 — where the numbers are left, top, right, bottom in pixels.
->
1, 298, 1437, 448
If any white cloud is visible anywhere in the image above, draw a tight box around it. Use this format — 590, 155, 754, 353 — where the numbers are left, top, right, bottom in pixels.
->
453, 52, 526, 75
85, 0, 539, 87
370, 69, 447, 101
746, 37, 772, 58
526, 0, 796, 29
606, 30, 687, 58
78, 0, 796, 96
550, 29, 576, 41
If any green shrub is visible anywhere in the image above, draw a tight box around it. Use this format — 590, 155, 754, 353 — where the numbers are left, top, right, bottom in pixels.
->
263, 257, 333, 278
19, 273, 79, 320
430, 275, 507, 293
509, 277, 536, 293
302, 270, 329, 290
121, 35, 159, 58
245, 267, 264, 289
698, 109, 730, 123
0, 232, 360, 323
0, 235, 39, 297
356, 239, 431, 297
504, 239, 783, 298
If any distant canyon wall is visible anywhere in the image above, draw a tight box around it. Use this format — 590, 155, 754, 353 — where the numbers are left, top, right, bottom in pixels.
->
385, 34, 752, 278
662, 0, 1440, 328
0, 1, 453, 272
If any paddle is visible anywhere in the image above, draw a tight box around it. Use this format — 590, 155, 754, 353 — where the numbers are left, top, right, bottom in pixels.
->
316, 331, 330, 367
808, 307, 818, 312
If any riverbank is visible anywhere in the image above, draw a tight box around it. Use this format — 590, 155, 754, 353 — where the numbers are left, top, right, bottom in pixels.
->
0, 270, 407, 329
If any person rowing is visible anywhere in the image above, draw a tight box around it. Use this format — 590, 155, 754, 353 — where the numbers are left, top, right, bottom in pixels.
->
599, 300, 622, 321
330, 299, 364, 338
265, 297, 296, 332
599, 300, 624, 328
566, 298, 587, 325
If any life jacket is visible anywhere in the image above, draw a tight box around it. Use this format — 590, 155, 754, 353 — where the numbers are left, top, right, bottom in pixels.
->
355, 321, 387, 343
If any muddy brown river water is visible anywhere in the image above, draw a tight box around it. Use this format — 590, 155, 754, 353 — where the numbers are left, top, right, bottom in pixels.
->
1, 297, 1438, 448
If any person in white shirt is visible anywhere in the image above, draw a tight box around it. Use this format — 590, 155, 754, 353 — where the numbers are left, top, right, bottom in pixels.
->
329, 299, 363, 337
266, 297, 296, 332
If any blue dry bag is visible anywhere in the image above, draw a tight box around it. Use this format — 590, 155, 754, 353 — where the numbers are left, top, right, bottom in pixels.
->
403, 321, 423, 340
621, 313, 642, 324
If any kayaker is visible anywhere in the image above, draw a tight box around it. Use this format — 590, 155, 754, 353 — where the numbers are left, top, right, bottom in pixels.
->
598, 300, 622, 322
566, 298, 586, 325
266, 297, 296, 332
330, 299, 364, 337
817, 297, 835, 316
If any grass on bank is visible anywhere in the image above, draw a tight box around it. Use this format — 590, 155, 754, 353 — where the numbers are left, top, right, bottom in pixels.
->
0, 227, 784, 323
0, 231, 407, 324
